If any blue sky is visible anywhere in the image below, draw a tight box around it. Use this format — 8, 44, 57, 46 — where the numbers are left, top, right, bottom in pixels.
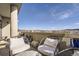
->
18, 3, 79, 30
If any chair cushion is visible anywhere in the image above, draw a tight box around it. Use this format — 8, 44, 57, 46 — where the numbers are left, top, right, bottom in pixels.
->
12, 44, 30, 55
44, 38, 58, 48
38, 45, 55, 55
10, 37, 25, 50
10, 37, 30, 55
15, 50, 42, 56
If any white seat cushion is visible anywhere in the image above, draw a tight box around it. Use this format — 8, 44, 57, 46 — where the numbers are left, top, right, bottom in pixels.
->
10, 37, 25, 50
10, 37, 30, 55
12, 44, 30, 55
44, 38, 58, 48
38, 45, 55, 56
15, 50, 41, 56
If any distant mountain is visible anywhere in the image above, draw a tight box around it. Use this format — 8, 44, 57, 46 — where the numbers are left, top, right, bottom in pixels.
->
19, 29, 79, 33
65, 29, 79, 31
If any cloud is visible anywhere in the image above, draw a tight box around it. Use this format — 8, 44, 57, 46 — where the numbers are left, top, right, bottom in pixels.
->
57, 6, 79, 20
57, 10, 73, 20
59, 12, 70, 19
26, 26, 64, 30
74, 22, 79, 25
49, 8, 57, 16
73, 4, 79, 9
49, 6, 62, 17
50, 4, 79, 20
50, 8, 73, 20
27, 27, 46, 30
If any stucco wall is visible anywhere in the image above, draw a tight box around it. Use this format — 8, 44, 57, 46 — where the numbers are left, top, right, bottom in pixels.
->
2, 17, 10, 38
62, 38, 71, 46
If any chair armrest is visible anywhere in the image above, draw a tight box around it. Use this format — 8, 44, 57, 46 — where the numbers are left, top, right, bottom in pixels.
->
6, 38, 13, 56
38, 37, 46, 46
9, 50, 13, 56
55, 47, 74, 56
58, 48, 72, 54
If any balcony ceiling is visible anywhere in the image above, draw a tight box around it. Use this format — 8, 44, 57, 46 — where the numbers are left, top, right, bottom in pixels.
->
0, 3, 21, 18
0, 4, 10, 17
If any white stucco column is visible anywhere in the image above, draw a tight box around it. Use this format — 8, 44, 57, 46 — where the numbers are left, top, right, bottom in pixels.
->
10, 5, 18, 37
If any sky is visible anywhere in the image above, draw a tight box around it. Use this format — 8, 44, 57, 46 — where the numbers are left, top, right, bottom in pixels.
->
18, 3, 79, 30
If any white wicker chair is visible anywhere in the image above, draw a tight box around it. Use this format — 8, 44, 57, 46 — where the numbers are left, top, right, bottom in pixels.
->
38, 38, 59, 56
9, 37, 30, 55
